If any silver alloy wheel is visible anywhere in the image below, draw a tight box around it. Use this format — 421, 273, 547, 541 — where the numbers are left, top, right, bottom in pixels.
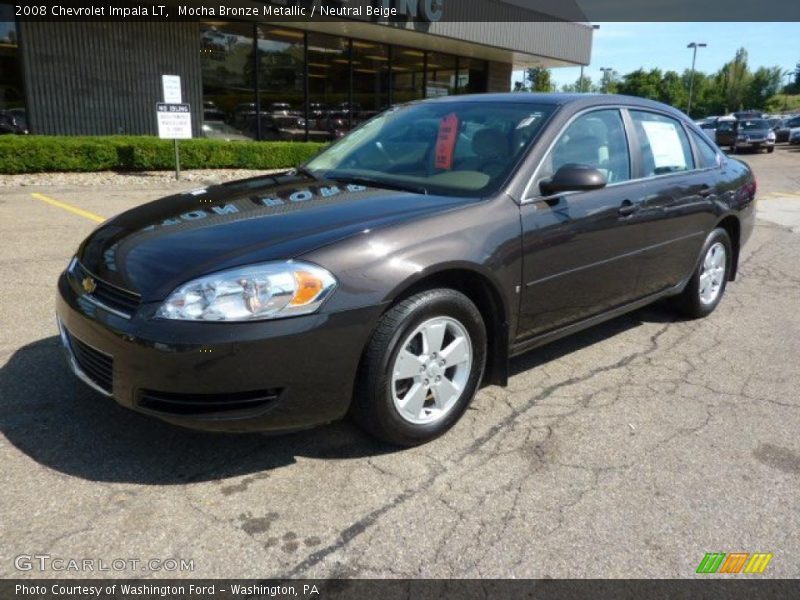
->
390, 316, 473, 425
698, 242, 726, 305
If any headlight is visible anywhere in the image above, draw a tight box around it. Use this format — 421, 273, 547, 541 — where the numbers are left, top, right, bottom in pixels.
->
767, 132, 776, 140
156, 261, 337, 322
737, 134, 748, 140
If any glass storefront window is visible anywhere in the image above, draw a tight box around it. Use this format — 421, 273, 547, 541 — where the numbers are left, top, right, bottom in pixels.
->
426, 52, 457, 98
457, 58, 488, 95
0, 4, 27, 133
307, 32, 350, 141
199, 23, 491, 142
200, 21, 257, 140
352, 40, 389, 127
256, 26, 305, 141
391, 47, 425, 105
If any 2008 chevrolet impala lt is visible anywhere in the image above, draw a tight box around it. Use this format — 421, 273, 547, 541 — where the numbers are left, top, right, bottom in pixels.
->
56, 94, 755, 445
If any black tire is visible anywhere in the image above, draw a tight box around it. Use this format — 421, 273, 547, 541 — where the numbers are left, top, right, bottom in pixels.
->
352, 288, 487, 446
672, 228, 733, 319
767, 147, 774, 153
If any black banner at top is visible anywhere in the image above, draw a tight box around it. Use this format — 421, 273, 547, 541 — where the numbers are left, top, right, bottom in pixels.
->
8, 0, 800, 22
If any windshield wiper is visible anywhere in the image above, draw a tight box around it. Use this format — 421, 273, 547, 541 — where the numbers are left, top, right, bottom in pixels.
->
326, 174, 429, 195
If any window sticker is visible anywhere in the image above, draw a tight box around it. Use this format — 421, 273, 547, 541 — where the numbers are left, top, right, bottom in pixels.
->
435, 112, 460, 170
641, 120, 687, 170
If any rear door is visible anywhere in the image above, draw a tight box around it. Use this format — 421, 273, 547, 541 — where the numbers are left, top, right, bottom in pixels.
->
517, 108, 652, 339
625, 110, 719, 296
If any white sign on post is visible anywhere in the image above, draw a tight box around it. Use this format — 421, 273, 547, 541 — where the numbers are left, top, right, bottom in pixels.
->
162, 75, 182, 104
157, 103, 192, 140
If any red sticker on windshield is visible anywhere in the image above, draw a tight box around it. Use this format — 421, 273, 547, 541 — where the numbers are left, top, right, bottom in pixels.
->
435, 113, 459, 170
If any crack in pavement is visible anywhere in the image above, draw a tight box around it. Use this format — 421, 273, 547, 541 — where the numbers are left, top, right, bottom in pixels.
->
282, 324, 672, 576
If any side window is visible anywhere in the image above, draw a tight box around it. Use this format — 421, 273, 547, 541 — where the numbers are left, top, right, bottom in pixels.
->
689, 130, 720, 169
534, 109, 630, 195
630, 111, 694, 177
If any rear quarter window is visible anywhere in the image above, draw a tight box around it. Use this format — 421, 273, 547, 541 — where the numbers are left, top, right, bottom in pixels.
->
689, 130, 720, 169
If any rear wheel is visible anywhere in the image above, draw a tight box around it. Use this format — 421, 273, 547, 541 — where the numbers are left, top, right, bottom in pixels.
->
352, 289, 487, 446
672, 228, 732, 319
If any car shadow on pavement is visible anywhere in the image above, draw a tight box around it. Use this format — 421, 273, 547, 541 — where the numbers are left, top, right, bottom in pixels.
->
1, 303, 680, 485
0, 336, 396, 485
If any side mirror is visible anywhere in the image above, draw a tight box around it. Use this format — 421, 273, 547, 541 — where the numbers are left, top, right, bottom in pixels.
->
539, 164, 607, 196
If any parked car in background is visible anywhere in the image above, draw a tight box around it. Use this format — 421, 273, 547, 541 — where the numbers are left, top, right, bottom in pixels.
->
769, 118, 791, 143
716, 118, 775, 153
201, 120, 251, 141
713, 117, 737, 147
733, 110, 764, 120
0, 109, 28, 135
785, 116, 800, 146
56, 93, 756, 445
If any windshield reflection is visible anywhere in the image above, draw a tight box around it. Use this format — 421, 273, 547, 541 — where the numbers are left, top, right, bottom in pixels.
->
306, 102, 554, 197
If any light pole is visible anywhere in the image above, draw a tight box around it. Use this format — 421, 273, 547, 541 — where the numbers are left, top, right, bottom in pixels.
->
686, 42, 707, 118
600, 67, 613, 93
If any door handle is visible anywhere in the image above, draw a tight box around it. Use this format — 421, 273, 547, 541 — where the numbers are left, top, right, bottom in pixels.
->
698, 186, 713, 198
618, 199, 639, 217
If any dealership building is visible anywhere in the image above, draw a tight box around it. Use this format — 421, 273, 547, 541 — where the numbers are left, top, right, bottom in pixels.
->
0, 1, 593, 140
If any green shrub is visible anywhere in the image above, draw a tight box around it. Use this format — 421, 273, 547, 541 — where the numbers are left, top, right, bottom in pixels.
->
0, 135, 327, 174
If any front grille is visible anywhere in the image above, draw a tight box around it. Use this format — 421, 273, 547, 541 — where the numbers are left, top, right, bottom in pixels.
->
137, 389, 282, 416
70, 260, 141, 316
65, 331, 114, 394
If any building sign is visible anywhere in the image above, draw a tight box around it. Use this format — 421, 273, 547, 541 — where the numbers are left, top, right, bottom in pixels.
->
156, 103, 192, 139
161, 75, 182, 104
381, 0, 445, 22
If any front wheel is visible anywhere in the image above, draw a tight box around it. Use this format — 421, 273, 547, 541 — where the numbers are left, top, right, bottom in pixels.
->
671, 228, 732, 319
767, 146, 775, 153
352, 289, 487, 446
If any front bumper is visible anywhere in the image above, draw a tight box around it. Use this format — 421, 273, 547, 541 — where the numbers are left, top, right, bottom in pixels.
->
735, 138, 774, 149
56, 271, 382, 432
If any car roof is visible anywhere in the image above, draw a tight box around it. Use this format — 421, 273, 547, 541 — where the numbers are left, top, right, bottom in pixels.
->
419, 92, 688, 118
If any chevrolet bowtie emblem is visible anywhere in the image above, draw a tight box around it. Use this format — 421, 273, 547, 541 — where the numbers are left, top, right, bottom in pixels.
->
82, 277, 97, 294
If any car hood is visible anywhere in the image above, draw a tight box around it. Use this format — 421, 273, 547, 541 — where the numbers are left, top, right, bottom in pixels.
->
77, 173, 471, 301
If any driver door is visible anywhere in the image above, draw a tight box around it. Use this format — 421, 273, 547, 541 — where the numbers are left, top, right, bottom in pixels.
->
517, 108, 651, 340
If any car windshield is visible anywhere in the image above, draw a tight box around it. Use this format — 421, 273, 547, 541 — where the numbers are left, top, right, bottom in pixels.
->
740, 119, 768, 131
305, 101, 555, 197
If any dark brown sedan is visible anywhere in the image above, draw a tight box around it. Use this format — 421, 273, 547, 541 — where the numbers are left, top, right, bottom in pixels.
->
56, 93, 756, 445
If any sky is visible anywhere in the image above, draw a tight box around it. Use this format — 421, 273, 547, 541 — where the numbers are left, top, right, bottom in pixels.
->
513, 22, 799, 90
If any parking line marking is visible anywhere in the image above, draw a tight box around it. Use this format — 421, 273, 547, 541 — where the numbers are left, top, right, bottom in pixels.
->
31, 192, 106, 223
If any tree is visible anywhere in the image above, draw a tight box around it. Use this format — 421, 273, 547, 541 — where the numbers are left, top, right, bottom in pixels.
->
561, 74, 594, 93
527, 67, 553, 92
616, 68, 660, 99
513, 68, 554, 92
744, 67, 784, 110
658, 70, 687, 109
795, 61, 800, 87
720, 47, 751, 112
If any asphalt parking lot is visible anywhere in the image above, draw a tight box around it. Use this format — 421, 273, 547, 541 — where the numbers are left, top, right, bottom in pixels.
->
1, 145, 799, 579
